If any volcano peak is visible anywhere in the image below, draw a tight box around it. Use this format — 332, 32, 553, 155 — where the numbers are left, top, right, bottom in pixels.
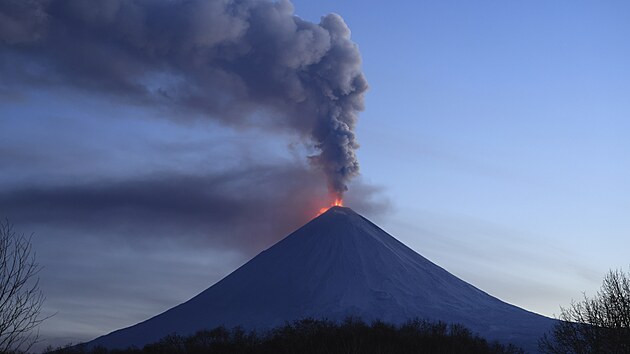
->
87, 208, 555, 352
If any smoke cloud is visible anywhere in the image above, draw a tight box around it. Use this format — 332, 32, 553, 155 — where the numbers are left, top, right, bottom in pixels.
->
0, 164, 388, 252
0, 0, 367, 198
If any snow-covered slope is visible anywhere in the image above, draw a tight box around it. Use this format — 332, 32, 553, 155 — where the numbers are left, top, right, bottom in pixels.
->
87, 206, 554, 352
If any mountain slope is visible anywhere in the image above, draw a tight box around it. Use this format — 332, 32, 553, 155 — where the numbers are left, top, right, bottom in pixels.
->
88, 207, 554, 352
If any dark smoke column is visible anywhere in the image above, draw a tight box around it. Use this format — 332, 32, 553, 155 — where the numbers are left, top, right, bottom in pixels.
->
0, 0, 368, 199
306, 14, 368, 200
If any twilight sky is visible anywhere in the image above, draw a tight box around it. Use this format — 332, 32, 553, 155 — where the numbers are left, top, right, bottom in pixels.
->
1, 0, 629, 350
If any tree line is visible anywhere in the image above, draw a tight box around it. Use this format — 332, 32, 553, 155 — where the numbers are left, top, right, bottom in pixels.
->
46, 318, 524, 354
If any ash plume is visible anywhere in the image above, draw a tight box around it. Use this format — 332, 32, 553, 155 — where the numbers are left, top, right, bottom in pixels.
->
0, 0, 367, 198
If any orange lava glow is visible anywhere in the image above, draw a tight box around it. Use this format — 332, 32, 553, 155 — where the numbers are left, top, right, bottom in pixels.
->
316, 198, 343, 216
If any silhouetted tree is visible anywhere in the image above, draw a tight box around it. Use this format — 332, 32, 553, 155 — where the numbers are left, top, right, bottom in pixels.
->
0, 219, 46, 353
539, 268, 630, 354
46, 318, 524, 354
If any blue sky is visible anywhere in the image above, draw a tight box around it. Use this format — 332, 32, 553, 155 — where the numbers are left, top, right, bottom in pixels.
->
1, 0, 629, 350
293, 0, 630, 313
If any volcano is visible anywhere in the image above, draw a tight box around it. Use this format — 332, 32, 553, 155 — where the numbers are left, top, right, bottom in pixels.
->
87, 206, 554, 352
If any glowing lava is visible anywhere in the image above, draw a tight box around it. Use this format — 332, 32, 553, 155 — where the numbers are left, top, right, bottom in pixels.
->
317, 198, 343, 216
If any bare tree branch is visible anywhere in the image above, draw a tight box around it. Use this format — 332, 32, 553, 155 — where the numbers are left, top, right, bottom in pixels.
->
0, 219, 48, 353
539, 267, 630, 354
